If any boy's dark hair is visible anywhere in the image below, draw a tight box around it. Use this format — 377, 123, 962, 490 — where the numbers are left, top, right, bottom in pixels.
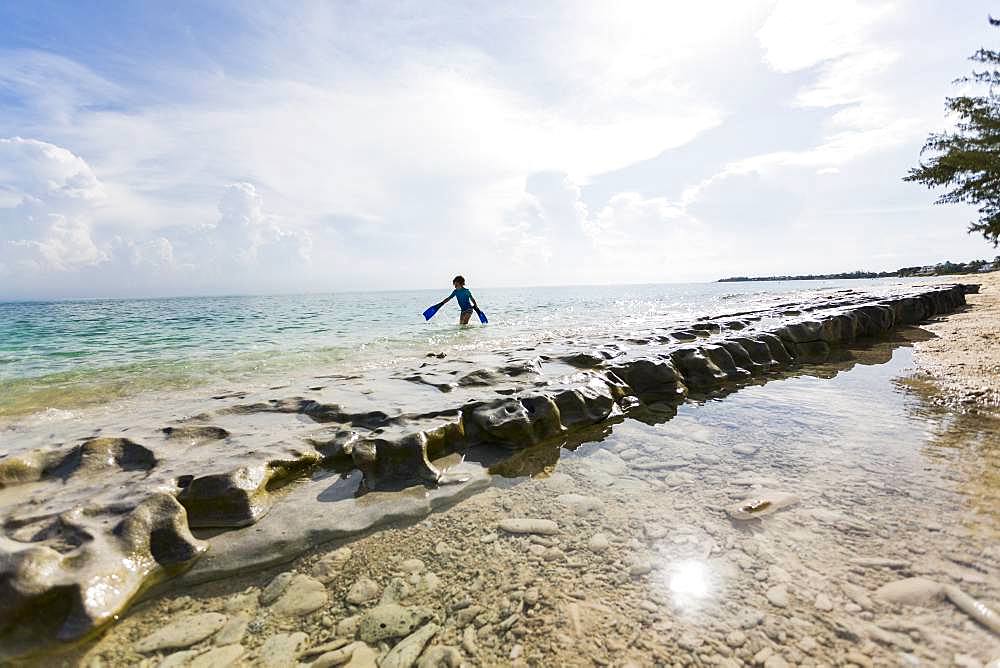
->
453, 275, 465, 285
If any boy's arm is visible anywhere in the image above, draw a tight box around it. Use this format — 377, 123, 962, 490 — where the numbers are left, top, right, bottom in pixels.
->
470, 293, 478, 308
438, 291, 455, 307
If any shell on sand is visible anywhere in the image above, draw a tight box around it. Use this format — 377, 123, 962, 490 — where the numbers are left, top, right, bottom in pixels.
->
726, 491, 800, 521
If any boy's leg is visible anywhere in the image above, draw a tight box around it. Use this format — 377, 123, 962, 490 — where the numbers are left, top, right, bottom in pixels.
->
460, 309, 472, 325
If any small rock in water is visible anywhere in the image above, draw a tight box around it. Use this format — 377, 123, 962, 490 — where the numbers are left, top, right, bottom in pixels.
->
213, 614, 249, 646
588, 533, 611, 553
337, 614, 361, 638
643, 523, 669, 540
189, 644, 244, 668
844, 651, 874, 668
313, 547, 353, 583
345, 643, 379, 668
732, 444, 759, 456
461, 626, 478, 655
358, 604, 432, 643
555, 493, 604, 515
874, 577, 944, 606
841, 582, 874, 611
311, 643, 363, 668
814, 593, 833, 611
629, 561, 653, 577
416, 645, 463, 668
420, 572, 442, 594
797, 636, 818, 654
498, 518, 559, 535
299, 638, 351, 659
455, 605, 484, 627
381, 622, 439, 668
763, 654, 790, 668
399, 558, 426, 574
260, 571, 295, 605
727, 491, 799, 521
158, 650, 200, 668
345, 577, 381, 605
222, 590, 258, 615
725, 630, 746, 648
380, 577, 413, 605
271, 574, 328, 616
766, 585, 789, 608
258, 632, 308, 667
134, 612, 229, 653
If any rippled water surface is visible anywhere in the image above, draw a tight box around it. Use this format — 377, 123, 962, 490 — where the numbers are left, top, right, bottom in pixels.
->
0, 278, 928, 417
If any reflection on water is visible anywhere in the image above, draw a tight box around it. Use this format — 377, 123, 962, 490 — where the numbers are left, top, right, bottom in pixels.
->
472, 331, 1000, 662
666, 559, 712, 607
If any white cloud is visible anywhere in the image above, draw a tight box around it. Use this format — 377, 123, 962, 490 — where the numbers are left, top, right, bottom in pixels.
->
210, 182, 312, 267
0, 1, 994, 296
756, 0, 897, 73
0, 137, 108, 273
496, 173, 716, 284
28, 214, 108, 271
0, 136, 105, 206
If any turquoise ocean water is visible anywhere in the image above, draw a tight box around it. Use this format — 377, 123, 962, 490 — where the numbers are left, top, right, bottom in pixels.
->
0, 279, 925, 418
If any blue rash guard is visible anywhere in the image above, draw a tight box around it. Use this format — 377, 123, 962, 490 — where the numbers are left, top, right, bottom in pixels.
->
450, 287, 473, 311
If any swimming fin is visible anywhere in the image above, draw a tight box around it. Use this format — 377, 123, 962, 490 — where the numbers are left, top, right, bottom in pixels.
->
475, 307, 488, 324
423, 304, 440, 320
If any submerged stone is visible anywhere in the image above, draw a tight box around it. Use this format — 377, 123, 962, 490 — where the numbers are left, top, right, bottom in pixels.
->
875, 577, 944, 606
270, 574, 328, 616
358, 604, 433, 643
134, 612, 228, 653
498, 518, 560, 535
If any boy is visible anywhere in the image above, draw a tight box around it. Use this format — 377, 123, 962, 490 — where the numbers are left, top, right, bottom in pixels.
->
435, 275, 479, 324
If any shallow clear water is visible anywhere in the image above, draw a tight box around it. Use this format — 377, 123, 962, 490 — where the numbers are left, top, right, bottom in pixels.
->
76, 333, 1000, 666
0, 278, 927, 417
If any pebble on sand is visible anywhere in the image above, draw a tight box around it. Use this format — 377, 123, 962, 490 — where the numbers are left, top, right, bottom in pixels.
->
258, 632, 308, 666
498, 518, 560, 535
271, 574, 328, 616
260, 572, 295, 605
874, 577, 944, 606
588, 533, 611, 553
346, 577, 382, 605
189, 644, 244, 668
766, 585, 789, 608
358, 604, 432, 643
134, 612, 229, 653
380, 622, 439, 668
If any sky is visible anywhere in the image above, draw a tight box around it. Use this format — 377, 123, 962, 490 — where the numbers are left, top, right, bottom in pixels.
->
0, 1, 997, 299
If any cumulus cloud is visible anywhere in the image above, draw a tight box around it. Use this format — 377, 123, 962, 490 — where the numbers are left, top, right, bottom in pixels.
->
0, 137, 310, 292
0, 137, 108, 274
498, 173, 715, 283
211, 182, 312, 267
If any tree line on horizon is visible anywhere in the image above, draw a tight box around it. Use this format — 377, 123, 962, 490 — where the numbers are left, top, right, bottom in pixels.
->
718, 256, 1000, 282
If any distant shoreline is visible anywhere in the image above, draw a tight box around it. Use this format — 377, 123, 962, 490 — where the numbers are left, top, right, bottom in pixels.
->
719, 258, 999, 283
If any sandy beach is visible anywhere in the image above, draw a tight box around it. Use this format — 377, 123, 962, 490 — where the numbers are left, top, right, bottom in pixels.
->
914, 272, 1000, 410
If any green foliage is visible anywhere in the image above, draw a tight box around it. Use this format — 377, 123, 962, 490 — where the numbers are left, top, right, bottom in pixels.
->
906, 16, 1000, 246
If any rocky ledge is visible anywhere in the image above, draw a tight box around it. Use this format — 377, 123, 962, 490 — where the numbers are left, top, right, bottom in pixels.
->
0, 283, 973, 659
